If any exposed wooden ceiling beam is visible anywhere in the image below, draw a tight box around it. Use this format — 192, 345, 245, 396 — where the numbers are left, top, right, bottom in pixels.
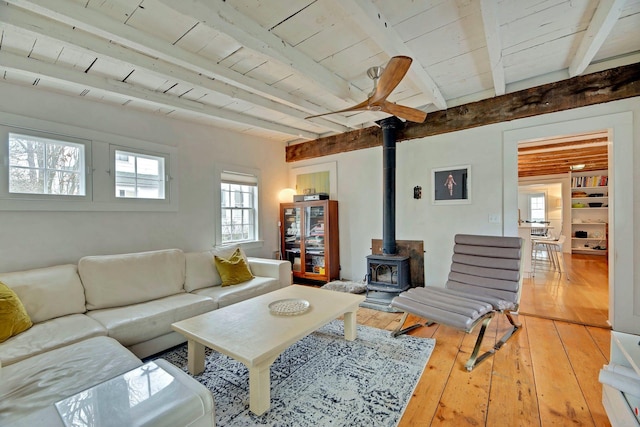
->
569, 0, 626, 77
480, 0, 506, 96
332, 0, 447, 111
0, 51, 319, 139
4, 0, 354, 128
0, 4, 349, 135
157, 0, 366, 103
286, 62, 640, 162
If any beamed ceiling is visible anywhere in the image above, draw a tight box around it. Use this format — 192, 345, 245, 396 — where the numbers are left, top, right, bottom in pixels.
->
0, 0, 638, 176
518, 131, 609, 178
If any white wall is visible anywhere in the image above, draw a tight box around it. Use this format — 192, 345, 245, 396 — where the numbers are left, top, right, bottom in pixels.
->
1, 79, 637, 335
0, 81, 288, 272
294, 97, 639, 334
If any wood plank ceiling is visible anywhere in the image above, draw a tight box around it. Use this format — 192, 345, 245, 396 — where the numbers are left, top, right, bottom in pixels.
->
518, 131, 609, 178
0, 0, 638, 175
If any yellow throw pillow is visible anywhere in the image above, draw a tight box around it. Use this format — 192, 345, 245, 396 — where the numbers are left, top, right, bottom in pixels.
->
214, 248, 254, 287
0, 281, 33, 343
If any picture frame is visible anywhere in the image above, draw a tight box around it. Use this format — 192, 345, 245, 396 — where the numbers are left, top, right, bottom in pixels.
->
289, 162, 337, 200
432, 165, 471, 205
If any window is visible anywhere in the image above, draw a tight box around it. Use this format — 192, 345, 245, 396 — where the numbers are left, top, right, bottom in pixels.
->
114, 149, 166, 199
220, 171, 258, 243
8, 132, 86, 196
1, 116, 177, 212
529, 193, 546, 222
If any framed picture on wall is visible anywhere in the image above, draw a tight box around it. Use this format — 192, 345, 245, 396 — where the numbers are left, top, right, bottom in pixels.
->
289, 162, 337, 200
432, 165, 471, 205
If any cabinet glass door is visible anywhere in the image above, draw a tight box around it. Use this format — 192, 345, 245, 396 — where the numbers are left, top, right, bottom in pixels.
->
282, 206, 302, 272
304, 204, 326, 276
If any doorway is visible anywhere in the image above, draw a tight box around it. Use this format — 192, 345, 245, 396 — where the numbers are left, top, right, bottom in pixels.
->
515, 131, 609, 327
501, 111, 638, 332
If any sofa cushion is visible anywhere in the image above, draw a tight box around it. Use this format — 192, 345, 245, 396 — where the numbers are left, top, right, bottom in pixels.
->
0, 264, 86, 324
0, 336, 142, 425
192, 276, 281, 308
87, 293, 217, 347
184, 250, 220, 292
79, 249, 186, 310
0, 282, 32, 343
214, 248, 254, 286
184, 244, 251, 292
0, 313, 107, 366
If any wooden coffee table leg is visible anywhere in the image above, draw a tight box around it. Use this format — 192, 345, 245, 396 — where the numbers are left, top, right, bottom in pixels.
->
248, 362, 272, 415
248, 353, 280, 415
344, 310, 357, 341
187, 339, 205, 375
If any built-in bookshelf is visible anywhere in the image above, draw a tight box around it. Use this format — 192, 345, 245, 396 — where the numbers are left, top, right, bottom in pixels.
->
571, 174, 608, 188
570, 170, 608, 255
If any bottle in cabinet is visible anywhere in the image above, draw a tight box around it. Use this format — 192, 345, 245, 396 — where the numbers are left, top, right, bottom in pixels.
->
280, 200, 339, 282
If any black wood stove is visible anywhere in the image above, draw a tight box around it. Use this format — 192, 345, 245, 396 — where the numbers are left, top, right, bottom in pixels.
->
363, 117, 411, 311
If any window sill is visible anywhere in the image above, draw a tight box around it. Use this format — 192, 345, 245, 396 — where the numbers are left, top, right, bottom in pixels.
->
217, 240, 264, 251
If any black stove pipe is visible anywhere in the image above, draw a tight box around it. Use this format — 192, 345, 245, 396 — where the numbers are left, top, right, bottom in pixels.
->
379, 117, 403, 256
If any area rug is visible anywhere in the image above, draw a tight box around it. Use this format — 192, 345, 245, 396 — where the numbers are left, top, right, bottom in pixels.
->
153, 320, 435, 426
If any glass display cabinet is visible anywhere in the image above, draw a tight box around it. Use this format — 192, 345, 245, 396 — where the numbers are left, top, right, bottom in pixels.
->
280, 200, 339, 282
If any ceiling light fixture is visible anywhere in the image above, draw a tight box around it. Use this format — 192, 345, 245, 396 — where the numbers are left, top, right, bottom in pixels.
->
570, 164, 586, 171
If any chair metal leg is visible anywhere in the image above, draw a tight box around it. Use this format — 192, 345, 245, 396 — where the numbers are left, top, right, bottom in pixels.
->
494, 311, 522, 351
391, 312, 430, 337
465, 311, 522, 371
464, 313, 494, 371
392, 310, 523, 371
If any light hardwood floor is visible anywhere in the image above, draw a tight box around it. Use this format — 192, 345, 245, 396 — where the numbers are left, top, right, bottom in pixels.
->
519, 253, 609, 328
354, 253, 611, 426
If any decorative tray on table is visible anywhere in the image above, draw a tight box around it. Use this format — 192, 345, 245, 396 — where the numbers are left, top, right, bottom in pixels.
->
268, 298, 310, 316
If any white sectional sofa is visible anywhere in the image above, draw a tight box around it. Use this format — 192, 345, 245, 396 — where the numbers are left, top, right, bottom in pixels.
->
0, 247, 291, 426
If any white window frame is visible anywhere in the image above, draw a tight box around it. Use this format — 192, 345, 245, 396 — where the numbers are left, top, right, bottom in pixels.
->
214, 164, 262, 248
528, 192, 547, 222
0, 125, 92, 203
0, 112, 178, 212
110, 146, 169, 201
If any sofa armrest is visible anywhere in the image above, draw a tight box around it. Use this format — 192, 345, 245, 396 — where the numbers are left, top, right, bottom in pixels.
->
247, 258, 292, 288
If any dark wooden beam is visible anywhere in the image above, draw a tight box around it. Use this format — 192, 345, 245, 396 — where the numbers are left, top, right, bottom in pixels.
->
286, 62, 640, 162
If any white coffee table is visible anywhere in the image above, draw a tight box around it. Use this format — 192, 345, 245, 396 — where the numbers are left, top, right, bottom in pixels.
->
171, 285, 365, 415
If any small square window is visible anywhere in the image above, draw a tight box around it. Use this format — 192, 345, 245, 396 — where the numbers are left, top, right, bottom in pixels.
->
8, 132, 86, 196
114, 149, 166, 199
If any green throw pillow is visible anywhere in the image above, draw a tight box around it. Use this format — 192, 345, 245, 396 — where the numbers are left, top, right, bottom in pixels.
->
0, 281, 33, 343
214, 248, 254, 287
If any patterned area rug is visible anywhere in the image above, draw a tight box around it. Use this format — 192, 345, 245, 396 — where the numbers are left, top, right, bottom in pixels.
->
153, 320, 434, 426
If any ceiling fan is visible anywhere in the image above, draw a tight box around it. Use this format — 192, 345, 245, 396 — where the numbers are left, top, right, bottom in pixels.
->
306, 56, 427, 123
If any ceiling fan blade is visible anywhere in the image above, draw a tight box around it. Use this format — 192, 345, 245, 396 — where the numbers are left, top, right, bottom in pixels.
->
304, 99, 371, 120
382, 102, 427, 123
369, 56, 413, 104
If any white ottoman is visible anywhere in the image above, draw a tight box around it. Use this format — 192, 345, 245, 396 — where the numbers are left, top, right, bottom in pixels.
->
55, 359, 215, 427
0, 336, 142, 425
1, 338, 215, 427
